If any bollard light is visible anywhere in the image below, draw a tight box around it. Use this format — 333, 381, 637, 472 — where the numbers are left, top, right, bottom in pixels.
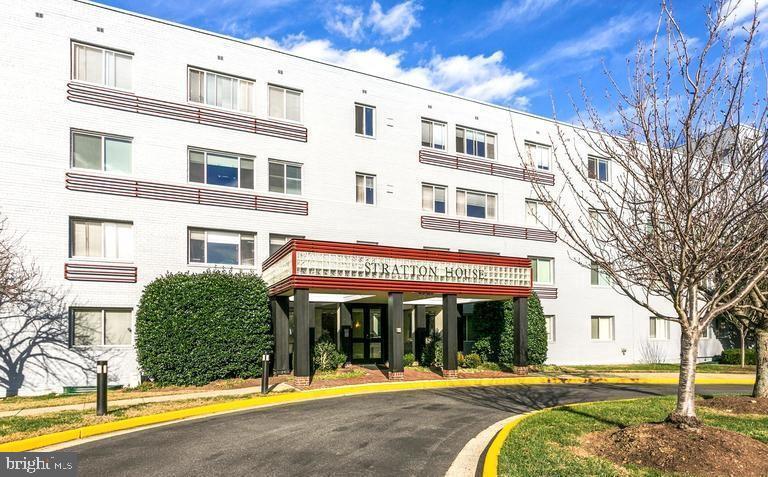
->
261, 353, 270, 394
96, 360, 108, 416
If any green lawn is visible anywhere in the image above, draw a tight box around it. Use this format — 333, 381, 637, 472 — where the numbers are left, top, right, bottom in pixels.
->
498, 396, 768, 476
547, 363, 755, 374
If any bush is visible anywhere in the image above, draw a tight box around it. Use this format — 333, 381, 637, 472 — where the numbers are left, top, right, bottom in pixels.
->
499, 293, 548, 368
421, 330, 442, 367
463, 353, 482, 368
472, 337, 493, 362
135, 271, 271, 386
403, 352, 416, 367
719, 348, 757, 365
434, 338, 443, 367
313, 339, 347, 371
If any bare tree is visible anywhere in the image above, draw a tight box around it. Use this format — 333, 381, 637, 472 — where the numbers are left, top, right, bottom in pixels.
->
721, 309, 754, 367
518, 0, 768, 426
732, 282, 768, 397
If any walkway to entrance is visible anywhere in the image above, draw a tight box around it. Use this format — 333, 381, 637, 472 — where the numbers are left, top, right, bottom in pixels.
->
263, 240, 533, 386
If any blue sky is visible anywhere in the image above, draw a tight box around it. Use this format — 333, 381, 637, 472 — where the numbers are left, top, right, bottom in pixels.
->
98, 0, 765, 119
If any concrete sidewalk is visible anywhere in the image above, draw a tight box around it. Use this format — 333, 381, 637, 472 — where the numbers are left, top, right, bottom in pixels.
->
0, 372, 753, 418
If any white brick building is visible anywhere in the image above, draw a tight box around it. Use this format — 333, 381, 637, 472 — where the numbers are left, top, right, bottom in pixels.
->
0, 0, 724, 395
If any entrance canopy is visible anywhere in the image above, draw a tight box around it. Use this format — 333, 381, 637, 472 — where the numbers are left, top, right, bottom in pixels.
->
262, 239, 532, 301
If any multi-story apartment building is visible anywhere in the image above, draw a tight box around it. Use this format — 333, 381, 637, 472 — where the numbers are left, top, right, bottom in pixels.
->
0, 0, 724, 395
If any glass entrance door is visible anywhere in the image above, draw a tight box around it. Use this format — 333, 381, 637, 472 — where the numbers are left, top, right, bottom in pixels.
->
350, 305, 386, 363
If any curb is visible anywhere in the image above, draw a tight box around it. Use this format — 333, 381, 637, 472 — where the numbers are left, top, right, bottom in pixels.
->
0, 376, 753, 452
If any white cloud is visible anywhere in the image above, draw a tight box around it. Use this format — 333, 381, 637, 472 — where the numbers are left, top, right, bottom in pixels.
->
367, 1, 422, 42
249, 35, 535, 105
474, 0, 558, 37
324, 4, 365, 41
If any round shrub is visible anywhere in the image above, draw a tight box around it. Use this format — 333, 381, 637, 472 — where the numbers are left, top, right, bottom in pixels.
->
719, 348, 757, 365
403, 352, 416, 367
135, 271, 272, 386
471, 337, 493, 362
464, 353, 482, 368
313, 339, 347, 371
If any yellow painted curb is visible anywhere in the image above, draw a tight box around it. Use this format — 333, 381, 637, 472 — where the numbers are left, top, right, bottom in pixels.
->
0, 376, 753, 452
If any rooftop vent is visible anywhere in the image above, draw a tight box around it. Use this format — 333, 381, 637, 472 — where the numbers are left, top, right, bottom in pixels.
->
96, 27, 104, 32
217, 55, 223, 60
35, 12, 43, 18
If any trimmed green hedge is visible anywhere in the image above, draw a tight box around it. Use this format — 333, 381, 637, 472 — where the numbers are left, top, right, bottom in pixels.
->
490, 293, 548, 368
719, 348, 757, 365
135, 271, 272, 386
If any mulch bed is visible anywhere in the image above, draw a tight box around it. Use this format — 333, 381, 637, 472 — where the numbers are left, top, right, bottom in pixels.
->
698, 396, 768, 415
581, 423, 768, 477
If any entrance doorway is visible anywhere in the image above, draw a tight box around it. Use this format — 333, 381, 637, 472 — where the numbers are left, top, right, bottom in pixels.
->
350, 305, 387, 363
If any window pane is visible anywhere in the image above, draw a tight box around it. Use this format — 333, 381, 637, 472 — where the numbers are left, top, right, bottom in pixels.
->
189, 69, 204, 103
599, 159, 609, 181
355, 105, 364, 135
84, 46, 103, 84
537, 259, 551, 283
74, 310, 102, 346
217, 76, 234, 109
456, 128, 465, 153
487, 195, 497, 219
269, 162, 285, 193
456, 190, 466, 215
269, 86, 284, 118
189, 230, 205, 263
434, 187, 446, 213
105, 310, 131, 345
73, 220, 102, 258
591, 317, 600, 340
649, 318, 657, 339
206, 231, 239, 265
487, 134, 495, 159
104, 138, 131, 174
205, 73, 216, 106
73, 133, 102, 170
206, 154, 239, 187
588, 157, 596, 179
591, 264, 599, 285
238, 158, 254, 189
116, 223, 133, 260
74, 44, 87, 81
189, 150, 205, 183
356, 174, 364, 203
365, 176, 374, 204
422, 185, 433, 211
466, 192, 485, 218
238, 81, 253, 112
114, 53, 132, 89
434, 123, 446, 150
599, 318, 611, 340
476, 132, 486, 157
364, 107, 374, 136
421, 121, 432, 147
103, 222, 119, 259
240, 235, 255, 266
286, 165, 301, 194
286, 90, 301, 121
466, 130, 475, 155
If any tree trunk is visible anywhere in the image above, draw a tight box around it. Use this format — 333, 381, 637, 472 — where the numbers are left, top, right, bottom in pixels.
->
668, 330, 701, 428
740, 326, 746, 368
754, 326, 768, 398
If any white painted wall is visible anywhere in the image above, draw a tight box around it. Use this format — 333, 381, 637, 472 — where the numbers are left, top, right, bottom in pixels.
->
0, 0, 722, 395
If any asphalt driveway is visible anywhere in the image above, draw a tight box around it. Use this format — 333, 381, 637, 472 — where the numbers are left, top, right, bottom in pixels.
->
69, 383, 751, 477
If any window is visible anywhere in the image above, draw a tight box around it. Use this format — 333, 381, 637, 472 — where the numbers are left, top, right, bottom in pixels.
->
71, 131, 132, 174
188, 67, 254, 113
456, 189, 497, 219
421, 119, 446, 150
268, 161, 302, 195
71, 219, 133, 261
702, 323, 714, 339
588, 156, 610, 182
525, 142, 551, 171
525, 199, 552, 228
649, 316, 670, 340
189, 229, 255, 266
188, 149, 254, 189
591, 316, 614, 341
71, 308, 132, 347
590, 261, 611, 286
456, 127, 496, 159
422, 184, 447, 214
530, 257, 554, 285
355, 104, 375, 137
545, 315, 555, 342
356, 173, 376, 205
268, 85, 302, 122
269, 234, 304, 256
72, 43, 132, 89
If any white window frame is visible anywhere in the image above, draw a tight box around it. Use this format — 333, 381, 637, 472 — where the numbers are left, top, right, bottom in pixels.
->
355, 103, 376, 138
529, 256, 554, 285
187, 148, 254, 190
70, 218, 134, 262
456, 126, 496, 160
525, 141, 551, 171
71, 130, 133, 174
588, 155, 611, 182
356, 173, 376, 205
649, 316, 671, 341
456, 189, 497, 220
187, 67, 255, 113
188, 228, 256, 267
71, 42, 133, 91
71, 308, 133, 348
268, 84, 303, 122
269, 233, 305, 256
268, 160, 303, 195
421, 118, 447, 150
590, 261, 611, 287
422, 183, 447, 214
525, 199, 552, 228
701, 323, 715, 339
545, 315, 556, 342
590, 316, 615, 341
